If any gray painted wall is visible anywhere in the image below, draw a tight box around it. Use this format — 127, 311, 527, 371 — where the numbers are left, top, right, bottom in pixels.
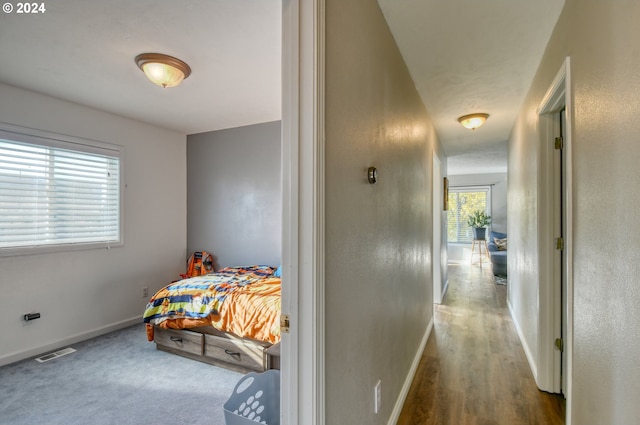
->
510, 0, 640, 422
0, 83, 186, 366
325, 0, 445, 423
186, 121, 281, 268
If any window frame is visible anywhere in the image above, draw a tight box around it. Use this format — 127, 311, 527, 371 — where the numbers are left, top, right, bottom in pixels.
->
0, 123, 124, 257
447, 185, 492, 244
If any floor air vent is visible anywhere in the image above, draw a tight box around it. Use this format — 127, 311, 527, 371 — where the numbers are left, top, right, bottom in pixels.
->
35, 347, 76, 363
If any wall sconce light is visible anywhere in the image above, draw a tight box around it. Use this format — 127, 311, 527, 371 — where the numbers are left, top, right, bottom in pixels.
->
457, 113, 489, 130
135, 53, 192, 88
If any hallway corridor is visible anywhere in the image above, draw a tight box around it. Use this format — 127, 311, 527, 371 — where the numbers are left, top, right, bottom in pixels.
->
397, 264, 565, 425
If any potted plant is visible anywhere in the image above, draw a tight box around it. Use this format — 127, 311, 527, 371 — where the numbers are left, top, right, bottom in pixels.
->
466, 210, 491, 240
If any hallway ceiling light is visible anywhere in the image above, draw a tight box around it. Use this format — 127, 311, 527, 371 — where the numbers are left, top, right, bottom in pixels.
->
458, 113, 489, 130
135, 53, 192, 88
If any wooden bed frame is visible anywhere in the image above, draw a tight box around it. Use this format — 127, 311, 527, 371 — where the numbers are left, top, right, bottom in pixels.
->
153, 325, 280, 373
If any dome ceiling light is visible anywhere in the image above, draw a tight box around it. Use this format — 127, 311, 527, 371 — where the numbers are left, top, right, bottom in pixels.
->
458, 113, 489, 130
135, 53, 191, 88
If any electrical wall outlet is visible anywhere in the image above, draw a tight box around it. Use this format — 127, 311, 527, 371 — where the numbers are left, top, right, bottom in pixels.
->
142, 287, 149, 298
374, 380, 381, 414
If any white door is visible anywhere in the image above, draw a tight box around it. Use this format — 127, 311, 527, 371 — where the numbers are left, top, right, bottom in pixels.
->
556, 107, 568, 394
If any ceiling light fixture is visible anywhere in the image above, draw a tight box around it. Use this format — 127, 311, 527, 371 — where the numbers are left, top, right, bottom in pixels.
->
135, 53, 191, 88
457, 113, 489, 130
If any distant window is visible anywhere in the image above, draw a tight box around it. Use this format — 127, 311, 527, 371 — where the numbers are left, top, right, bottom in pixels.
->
447, 186, 491, 243
0, 125, 122, 255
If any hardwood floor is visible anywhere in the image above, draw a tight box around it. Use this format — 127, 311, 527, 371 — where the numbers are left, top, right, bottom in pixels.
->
397, 264, 565, 425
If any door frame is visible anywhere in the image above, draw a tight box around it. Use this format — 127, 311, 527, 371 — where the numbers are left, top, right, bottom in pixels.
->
537, 56, 573, 423
432, 153, 443, 304
281, 1, 325, 424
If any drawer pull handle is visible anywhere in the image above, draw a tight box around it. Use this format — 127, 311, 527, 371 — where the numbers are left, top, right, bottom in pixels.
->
170, 336, 183, 343
224, 349, 241, 360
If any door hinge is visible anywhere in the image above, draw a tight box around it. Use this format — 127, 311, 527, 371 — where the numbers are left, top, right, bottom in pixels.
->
555, 338, 564, 352
555, 237, 564, 250
280, 314, 290, 333
555, 136, 564, 150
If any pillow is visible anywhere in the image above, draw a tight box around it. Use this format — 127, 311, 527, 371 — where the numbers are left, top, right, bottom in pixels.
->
495, 237, 508, 251
491, 231, 507, 241
217, 265, 276, 278
273, 265, 282, 278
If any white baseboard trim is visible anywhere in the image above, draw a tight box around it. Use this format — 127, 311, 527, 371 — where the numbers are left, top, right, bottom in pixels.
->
0, 316, 141, 367
507, 299, 538, 381
387, 316, 434, 425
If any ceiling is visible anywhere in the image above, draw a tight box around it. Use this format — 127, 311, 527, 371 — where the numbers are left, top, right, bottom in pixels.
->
378, 0, 565, 174
0, 0, 282, 135
0, 0, 564, 175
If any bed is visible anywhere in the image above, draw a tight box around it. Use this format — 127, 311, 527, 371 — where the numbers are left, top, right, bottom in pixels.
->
143, 265, 281, 372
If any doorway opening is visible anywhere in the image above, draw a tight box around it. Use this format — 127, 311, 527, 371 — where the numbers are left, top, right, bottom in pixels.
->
538, 56, 573, 424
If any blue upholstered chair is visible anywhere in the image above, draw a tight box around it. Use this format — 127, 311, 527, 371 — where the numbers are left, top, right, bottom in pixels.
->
487, 230, 507, 276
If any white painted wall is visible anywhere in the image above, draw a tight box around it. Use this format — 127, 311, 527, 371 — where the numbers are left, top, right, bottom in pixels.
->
447, 172, 507, 263
324, 1, 445, 423
186, 122, 282, 268
509, 1, 640, 422
0, 84, 186, 366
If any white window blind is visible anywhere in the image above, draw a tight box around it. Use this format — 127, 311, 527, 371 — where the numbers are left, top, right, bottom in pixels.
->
0, 126, 122, 253
447, 186, 491, 243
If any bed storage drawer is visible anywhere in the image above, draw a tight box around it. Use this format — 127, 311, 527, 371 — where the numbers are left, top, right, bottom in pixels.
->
155, 328, 204, 356
204, 334, 266, 371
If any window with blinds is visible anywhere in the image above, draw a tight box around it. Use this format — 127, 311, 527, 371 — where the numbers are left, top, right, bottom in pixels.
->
0, 126, 122, 254
446, 186, 491, 243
